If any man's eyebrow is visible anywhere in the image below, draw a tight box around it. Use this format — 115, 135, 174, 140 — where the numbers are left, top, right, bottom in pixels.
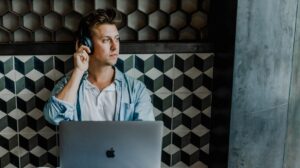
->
101, 35, 120, 38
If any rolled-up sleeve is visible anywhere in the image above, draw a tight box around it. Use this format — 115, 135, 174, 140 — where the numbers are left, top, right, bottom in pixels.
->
133, 82, 155, 121
43, 77, 76, 125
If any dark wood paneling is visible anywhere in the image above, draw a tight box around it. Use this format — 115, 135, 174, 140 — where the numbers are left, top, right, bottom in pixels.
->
0, 42, 213, 55
208, 0, 237, 167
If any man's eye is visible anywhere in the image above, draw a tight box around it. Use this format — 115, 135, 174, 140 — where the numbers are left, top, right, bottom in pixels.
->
102, 39, 109, 42
116, 37, 120, 41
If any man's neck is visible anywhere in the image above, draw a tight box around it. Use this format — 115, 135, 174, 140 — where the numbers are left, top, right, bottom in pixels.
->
87, 65, 115, 90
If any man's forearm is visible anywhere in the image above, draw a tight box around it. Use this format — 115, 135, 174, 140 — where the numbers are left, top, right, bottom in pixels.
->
56, 69, 84, 104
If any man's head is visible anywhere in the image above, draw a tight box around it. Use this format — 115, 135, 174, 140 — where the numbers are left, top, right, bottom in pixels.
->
77, 8, 122, 66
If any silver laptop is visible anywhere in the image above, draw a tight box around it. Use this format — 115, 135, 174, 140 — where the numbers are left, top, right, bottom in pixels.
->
59, 121, 163, 168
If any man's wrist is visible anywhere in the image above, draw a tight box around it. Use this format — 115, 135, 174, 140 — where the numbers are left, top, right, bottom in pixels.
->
73, 68, 86, 77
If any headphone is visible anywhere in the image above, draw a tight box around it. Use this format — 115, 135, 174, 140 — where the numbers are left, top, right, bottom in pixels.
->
77, 19, 94, 54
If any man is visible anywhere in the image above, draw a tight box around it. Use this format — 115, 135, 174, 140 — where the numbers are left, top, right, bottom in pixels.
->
43, 8, 154, 125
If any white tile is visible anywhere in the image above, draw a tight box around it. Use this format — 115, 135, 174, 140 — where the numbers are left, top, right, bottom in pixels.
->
172, 108, 181, 117
176, 53, 193, 60
201, 144, 209, 154
174, 91, 191, 100
155, 54, 173, 60
145, 68, 163, 80
4, 163, 18, 168
162, 107, 173, 117
182, 144, 198, 154
164, 144, 180, 154
174, 125, 190, 137
54, 55, 72, 62
175, 87, 190, 93
163, 126, 171, 137
153, 107, 162, 117
202, 107, 211, 118
193, 91, 211, 99
204, 67, 213, 78
20, 126, 36, 134
156, 87, 171, 94
49, 146, 59, 156
8, 109, 25, 120
5, 70, 15, 80
35, 55, 53, 62
0, 111, 6, 119
135, 54, 153, 61
184, 67, 202, 79
17, 89, 35, 101
38, 126, 56, 135
155, 92, 171, 99
15, 70, 24, 81
118, 54, 133, 60
36, 88, 51, 101
45, 69, 60, 81
195, 53, 213, 60
28, 108, 43, 120
192, 125, 209, 137
0, 127, 16, 134
0, 90, 15, 101
194, 86, 210, 93
38, 132, 56, 139
0, 146, 8, 157
0, 56, 12, 62
164, 68, 182, 79
0, 132, 16, 139
23, 164, 35, 168
25, 69, 43, 81
190, 161, 207, 168
172, 161, 189, 168
15, 56, 32, 62
183, 107, 200, 118
12, 146, 28, 157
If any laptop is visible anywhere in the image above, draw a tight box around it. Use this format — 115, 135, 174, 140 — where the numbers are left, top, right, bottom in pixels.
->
59, 121, 163, 168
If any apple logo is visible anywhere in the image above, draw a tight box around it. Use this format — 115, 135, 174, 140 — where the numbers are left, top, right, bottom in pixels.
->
106, 148, 115, 158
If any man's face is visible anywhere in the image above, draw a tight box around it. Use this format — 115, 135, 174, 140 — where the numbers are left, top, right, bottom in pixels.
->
90, 24, 120, 66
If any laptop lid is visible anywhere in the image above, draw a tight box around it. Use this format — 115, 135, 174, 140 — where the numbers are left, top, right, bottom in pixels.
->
59, 121, 163, 168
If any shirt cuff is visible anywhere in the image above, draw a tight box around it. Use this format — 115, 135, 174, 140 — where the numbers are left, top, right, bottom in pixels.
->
50, 96, 76, 118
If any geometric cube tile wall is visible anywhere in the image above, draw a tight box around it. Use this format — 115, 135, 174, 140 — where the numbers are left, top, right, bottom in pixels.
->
0, 0, 209, 42
0, 53, 213, 168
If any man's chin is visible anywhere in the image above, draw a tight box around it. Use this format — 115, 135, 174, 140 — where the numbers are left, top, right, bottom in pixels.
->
110, 58, 118, 65
105, 61, 117, 66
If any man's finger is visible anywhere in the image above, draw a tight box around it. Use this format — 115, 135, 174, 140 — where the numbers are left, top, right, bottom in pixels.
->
78, 45, 91, 54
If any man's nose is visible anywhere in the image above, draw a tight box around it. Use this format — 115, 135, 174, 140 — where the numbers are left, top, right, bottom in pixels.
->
110, 39, 118, 50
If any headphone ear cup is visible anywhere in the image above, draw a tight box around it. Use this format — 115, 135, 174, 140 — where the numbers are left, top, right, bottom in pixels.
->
82, 37, 93, 54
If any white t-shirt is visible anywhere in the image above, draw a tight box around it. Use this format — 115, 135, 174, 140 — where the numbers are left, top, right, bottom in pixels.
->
82, 80, 116, 121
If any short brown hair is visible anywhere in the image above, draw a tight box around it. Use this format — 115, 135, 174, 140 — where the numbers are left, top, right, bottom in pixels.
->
77, 8, 122, 38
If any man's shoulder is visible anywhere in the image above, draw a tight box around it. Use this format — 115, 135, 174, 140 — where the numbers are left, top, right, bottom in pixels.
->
56, 71, 87, 85
123, 73, 142, 85
118, 70, 146, 89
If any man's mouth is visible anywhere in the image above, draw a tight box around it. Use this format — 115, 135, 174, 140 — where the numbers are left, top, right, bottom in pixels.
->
110, 54, 118, 57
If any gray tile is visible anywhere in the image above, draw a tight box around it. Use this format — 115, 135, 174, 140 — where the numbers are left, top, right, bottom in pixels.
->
34, 56, 54, 74
135, 54, 155, 73
14, 56, 34, 75
0, 56, 13, 74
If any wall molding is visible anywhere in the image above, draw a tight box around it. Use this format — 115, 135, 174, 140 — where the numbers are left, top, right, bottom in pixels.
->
0, 42, 214, 55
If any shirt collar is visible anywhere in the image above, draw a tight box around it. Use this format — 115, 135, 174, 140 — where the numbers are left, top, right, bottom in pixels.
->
82, 66, 123, 83
114, 67, 123, 82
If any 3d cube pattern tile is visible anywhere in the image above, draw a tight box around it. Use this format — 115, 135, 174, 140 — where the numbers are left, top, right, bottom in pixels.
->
0, 53, 213, 168
0, 0, 209, 42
